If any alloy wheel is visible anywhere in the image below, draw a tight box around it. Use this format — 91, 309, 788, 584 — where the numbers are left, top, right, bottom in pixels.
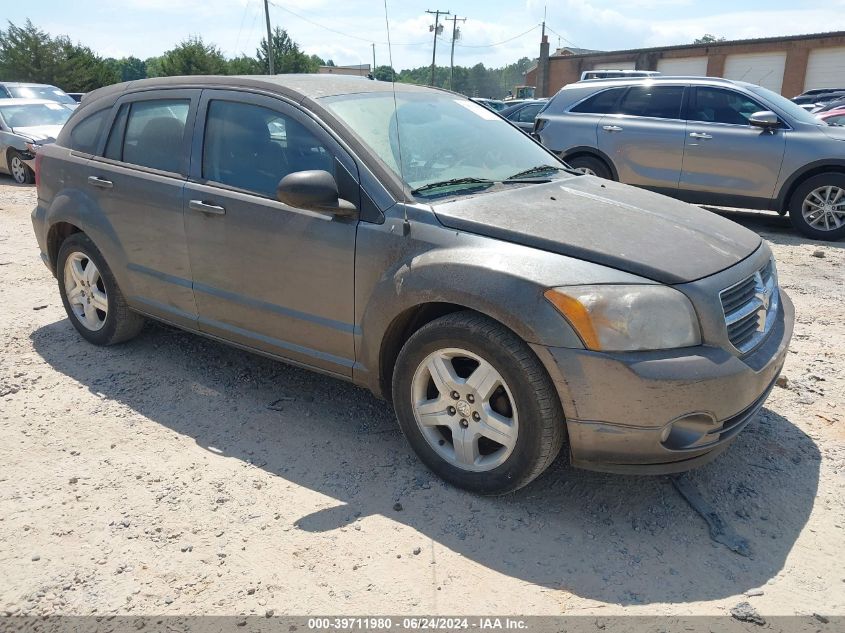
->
10, 155, 27, 184
575, 166, 596, 176
410, 348, 518, 472
802, 185, 845, 231
63, 252, 108, 331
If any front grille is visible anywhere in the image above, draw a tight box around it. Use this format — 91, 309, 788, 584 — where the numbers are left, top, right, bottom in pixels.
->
720, 259, 779, 354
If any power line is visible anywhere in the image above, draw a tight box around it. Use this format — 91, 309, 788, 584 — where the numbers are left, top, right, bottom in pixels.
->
455, 24, 540, 48
545, 25, 579, 49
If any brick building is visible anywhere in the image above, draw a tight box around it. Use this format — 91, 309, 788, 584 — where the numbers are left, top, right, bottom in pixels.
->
524, 31, 845, 98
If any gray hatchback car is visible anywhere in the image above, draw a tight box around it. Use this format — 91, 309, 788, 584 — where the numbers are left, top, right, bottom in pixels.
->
32, 75, 793, 494
536, 76, 845, 240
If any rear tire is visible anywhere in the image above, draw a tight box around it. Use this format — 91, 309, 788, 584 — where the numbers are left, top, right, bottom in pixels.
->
788, 173, 845, 240
8, 150, 34, 184
57, 233, 145, 345
565, 155, 612, 180
391, 311, 565, 495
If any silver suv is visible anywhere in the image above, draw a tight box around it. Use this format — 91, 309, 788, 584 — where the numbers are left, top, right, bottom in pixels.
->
535, 76, 845, 240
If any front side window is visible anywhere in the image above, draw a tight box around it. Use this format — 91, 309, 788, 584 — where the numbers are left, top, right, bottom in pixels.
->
115, 99, 190, 172
323, 92, 563, 194
570, 88, 626, 114
617, 85, 684, 119
687, 88, 765, 126
202, 100, 334, 199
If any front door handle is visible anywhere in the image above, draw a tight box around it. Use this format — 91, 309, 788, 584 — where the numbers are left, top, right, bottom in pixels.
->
189, 200, 226, 215
87, 176, 113, 189
602, 125, 623, 132
689, 132, 713, 139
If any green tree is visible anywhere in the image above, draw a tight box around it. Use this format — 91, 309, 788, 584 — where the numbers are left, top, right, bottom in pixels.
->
116, 55, 147, 81
694, 34, 725, 44
0, 19, 60, 83
157, 36, 228, 76
227, 54, 262, 75
257, 27, 315, 74
373, 65, 397, 82
53, 37, 119, 91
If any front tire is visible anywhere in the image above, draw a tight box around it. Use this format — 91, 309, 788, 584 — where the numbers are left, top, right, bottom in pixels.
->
392, 311, 565, 495
8, 150, 34, 184
565, 155, 612, 180
789, 173, 845, 240
57, 233, 145, 345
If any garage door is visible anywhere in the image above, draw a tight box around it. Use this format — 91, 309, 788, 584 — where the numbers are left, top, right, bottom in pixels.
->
804, 47, 845, 91
723, 52, 786, 93
591, 60, 635, 70
657, 56, 708, 76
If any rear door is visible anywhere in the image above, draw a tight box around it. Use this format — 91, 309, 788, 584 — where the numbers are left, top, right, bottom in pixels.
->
86, 89, 200, 328
183, 90, 359, 376
679, 86, 786, 202
597, 84, 687, 192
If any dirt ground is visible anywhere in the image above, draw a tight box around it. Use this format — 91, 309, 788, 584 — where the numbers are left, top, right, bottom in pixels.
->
1, 176, 844, 618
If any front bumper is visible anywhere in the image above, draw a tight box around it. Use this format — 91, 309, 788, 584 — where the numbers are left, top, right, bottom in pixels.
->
531, 290, 794, 474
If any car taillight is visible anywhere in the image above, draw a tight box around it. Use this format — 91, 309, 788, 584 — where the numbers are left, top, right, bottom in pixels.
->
34, 151, 44, 188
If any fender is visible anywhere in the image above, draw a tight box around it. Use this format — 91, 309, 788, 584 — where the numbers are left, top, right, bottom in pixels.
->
43, 186, 135, 299
775, 158, 845, 211
351, 207, 650, 396
559, 145, 619, 181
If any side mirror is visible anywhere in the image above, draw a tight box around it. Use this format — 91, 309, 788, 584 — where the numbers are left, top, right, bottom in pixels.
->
276, 170, 356, 217
749, 110, 781, 130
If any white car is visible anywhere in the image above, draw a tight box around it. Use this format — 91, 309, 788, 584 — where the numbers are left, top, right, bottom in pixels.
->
0, 98, 75, 184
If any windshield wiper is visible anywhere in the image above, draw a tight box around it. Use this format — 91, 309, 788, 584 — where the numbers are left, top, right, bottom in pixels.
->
411, 177, 495, 196
504, 164, 566, 181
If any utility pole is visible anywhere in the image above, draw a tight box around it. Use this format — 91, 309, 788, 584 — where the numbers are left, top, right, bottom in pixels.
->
447, 15, 466, 91
426, 9, 449, 86
371, 43, 376, 75
263, 0, 275, 75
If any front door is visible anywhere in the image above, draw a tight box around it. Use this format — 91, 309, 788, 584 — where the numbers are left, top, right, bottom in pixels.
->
183, 90, 359, 377
597, 84, 687, 192
86, 89, 200, 328
679, 86, 786, 202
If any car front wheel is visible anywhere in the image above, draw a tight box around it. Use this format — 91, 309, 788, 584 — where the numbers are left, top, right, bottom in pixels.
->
565, 155, 612, 180
789, 173, 845, 240
392, 311, 565, 495
8, 150, 34, 184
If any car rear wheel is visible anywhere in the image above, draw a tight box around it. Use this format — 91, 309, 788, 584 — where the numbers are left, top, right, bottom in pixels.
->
392, 311, 565, 495
8, 150, 34, 184
57, 233, 145, 345
789, 173, 845, 240
565, 155, 612, 180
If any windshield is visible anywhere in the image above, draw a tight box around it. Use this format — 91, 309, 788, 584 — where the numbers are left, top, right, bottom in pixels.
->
322, 91, 565, 195
0, 102, 74, 128
8, 85, 76, 104
745, 84, 824, 126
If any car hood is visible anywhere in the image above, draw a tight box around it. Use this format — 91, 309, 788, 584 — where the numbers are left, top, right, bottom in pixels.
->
11, 125, 63, 143
431, 176, 761, 284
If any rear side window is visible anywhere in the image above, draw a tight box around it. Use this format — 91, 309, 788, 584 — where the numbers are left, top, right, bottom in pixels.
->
570, 88, 626, 114
202, 99, 334, 199
514, 103, 544, 123
68, 108, 109, 154
688, 87, 766, 126
618, 86, 684, 119
107, 99, 190, 173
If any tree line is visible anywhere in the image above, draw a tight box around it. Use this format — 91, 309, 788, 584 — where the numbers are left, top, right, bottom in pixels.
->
0, 19, 533, 99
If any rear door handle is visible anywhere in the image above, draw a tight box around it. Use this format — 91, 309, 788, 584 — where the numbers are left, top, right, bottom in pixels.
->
189, 199, 226, 215
602, 125, 623, 132
87, 176, 113, 189
689, 132, 713, 139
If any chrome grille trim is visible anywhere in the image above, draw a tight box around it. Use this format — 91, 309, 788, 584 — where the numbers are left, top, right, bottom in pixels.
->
720, 259, 779, 355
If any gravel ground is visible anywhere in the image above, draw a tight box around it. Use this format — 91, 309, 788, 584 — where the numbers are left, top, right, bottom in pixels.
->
1, 176, 844, 617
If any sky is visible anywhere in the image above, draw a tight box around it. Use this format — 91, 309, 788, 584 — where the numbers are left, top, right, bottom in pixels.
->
5, 0, 845, 71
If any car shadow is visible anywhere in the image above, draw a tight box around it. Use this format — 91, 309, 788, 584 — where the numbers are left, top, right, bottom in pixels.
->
704, 206, 845, 249
31, 319, 820, 606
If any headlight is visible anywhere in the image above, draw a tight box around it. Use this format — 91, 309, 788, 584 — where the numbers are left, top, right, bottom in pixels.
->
25, 142, 38, 154
544, 285, 701, 351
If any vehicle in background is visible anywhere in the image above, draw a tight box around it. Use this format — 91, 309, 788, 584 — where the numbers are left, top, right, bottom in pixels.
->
792, 88, 845, 105
68, 92, 86, 103
580, 70, 661, 81
31, 75, 793, 493
812, 96, 845, 113
469, 97, 506, 112
0, 82, 78, 106
0, 98, 75, 184
505, 85, 535, 101
819, 107, 845, 126
535, 76, 845, 240
499, 99, 548, 131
